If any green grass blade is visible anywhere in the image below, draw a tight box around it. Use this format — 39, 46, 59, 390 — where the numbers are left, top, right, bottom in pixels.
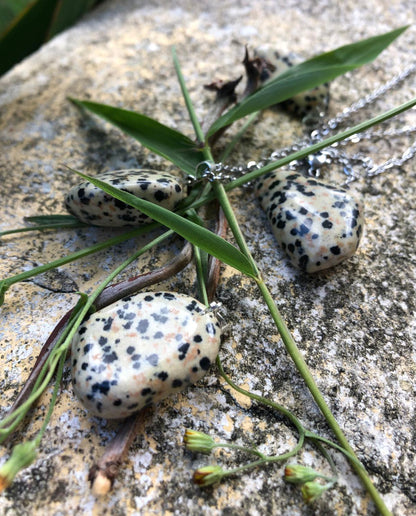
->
0, 225, 157, 306
69, 99, 205, 175
46, 0, 98, 38
0, 215, 87, 236
70, 168, 256, 278
207, 26, 408, 136
172, 47, 206, 145
24, 214, 82, 225
0, 223, 86, 237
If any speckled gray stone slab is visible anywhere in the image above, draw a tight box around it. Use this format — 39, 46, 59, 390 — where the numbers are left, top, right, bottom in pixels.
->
1, 1, 415, 515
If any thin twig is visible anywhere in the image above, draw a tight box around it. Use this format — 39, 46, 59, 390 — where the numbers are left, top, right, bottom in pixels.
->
95, 241, 193, 307
88, 411, 149, 496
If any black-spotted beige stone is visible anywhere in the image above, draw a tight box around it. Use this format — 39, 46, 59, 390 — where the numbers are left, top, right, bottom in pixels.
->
71, 292, 222, 419
255, 47, 330, 117
256, 170, 364, 273
65, 169, 185, 227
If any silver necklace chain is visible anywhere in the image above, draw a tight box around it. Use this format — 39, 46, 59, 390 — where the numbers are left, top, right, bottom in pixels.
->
206, 62, 416, 185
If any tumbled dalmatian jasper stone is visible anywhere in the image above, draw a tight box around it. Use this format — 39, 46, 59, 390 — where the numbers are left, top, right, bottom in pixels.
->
255, 47, 330, 117
65, 169, 185, 227
71, 292, 222, 419
255, 170, 364, 273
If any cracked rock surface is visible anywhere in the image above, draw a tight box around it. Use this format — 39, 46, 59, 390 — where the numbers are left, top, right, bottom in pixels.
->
0, 0, 415, 514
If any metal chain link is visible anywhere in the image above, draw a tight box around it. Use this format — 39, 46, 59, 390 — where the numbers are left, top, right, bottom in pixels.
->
311, 62, 416, 139
204, 63, 416, 184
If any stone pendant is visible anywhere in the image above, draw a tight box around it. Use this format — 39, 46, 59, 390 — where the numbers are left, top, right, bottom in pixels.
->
71, 292, 222, 419
65, 169, 185, 227
255, 170, 364, 273
254, 47, 330, 118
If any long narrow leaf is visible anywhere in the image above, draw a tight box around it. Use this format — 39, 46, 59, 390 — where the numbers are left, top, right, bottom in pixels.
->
69, 168, 257, 278
24, 214, 82, 225
0, 0, 57, 75
47, 0, 98, 38
0, 215, 87, 237
207, 26, 408, 136
70, 99, 205, 176
0, 0, 99, 76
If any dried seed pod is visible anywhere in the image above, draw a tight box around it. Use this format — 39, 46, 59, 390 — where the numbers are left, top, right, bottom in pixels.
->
255, 170, 364, 273
65, 169, 186, 227
71, 292, 222, 419
255, 47, 330, 117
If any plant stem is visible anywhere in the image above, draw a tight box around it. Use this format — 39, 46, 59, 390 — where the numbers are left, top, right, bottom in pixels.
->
211, 182, 259, 274
213, 443, 267, 459
35, 351, 67, 444
0, 231, 174, 441
217, 356, 305, 440
213, 180, 391, 516
219, 112, 259, 163
169, 53, 391, 514
0, 224, 159, 304
223, 453, 302, 478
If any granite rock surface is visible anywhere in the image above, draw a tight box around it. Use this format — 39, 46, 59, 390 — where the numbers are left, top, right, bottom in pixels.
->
0, 0, 415, 515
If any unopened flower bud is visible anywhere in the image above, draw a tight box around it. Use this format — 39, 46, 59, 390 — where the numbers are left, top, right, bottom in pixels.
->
283, 464, 320, 484
301, 480, 331, 503
193, 465, 224, 487
183, 429, 216, 454
0, 441, 37, 492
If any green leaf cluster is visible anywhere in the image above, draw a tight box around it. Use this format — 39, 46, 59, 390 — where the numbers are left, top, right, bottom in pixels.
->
71, 27, 409, 177
207, 27, 408, 135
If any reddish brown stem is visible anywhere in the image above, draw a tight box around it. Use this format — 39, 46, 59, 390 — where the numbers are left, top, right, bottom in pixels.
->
8, 309, 74, 413
206, 204, 228, 303
94, 241, 193, 308
88, 411, 149, 496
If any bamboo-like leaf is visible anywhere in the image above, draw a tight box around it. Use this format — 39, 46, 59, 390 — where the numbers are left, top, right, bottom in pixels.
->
0, 1, 32, 33
70, 168, 257, 278
0, 0, 57, 75
69, 99, 205, 176
207, 26, 408, 136
46, 0, 98, 38
0, 0, 99, 76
